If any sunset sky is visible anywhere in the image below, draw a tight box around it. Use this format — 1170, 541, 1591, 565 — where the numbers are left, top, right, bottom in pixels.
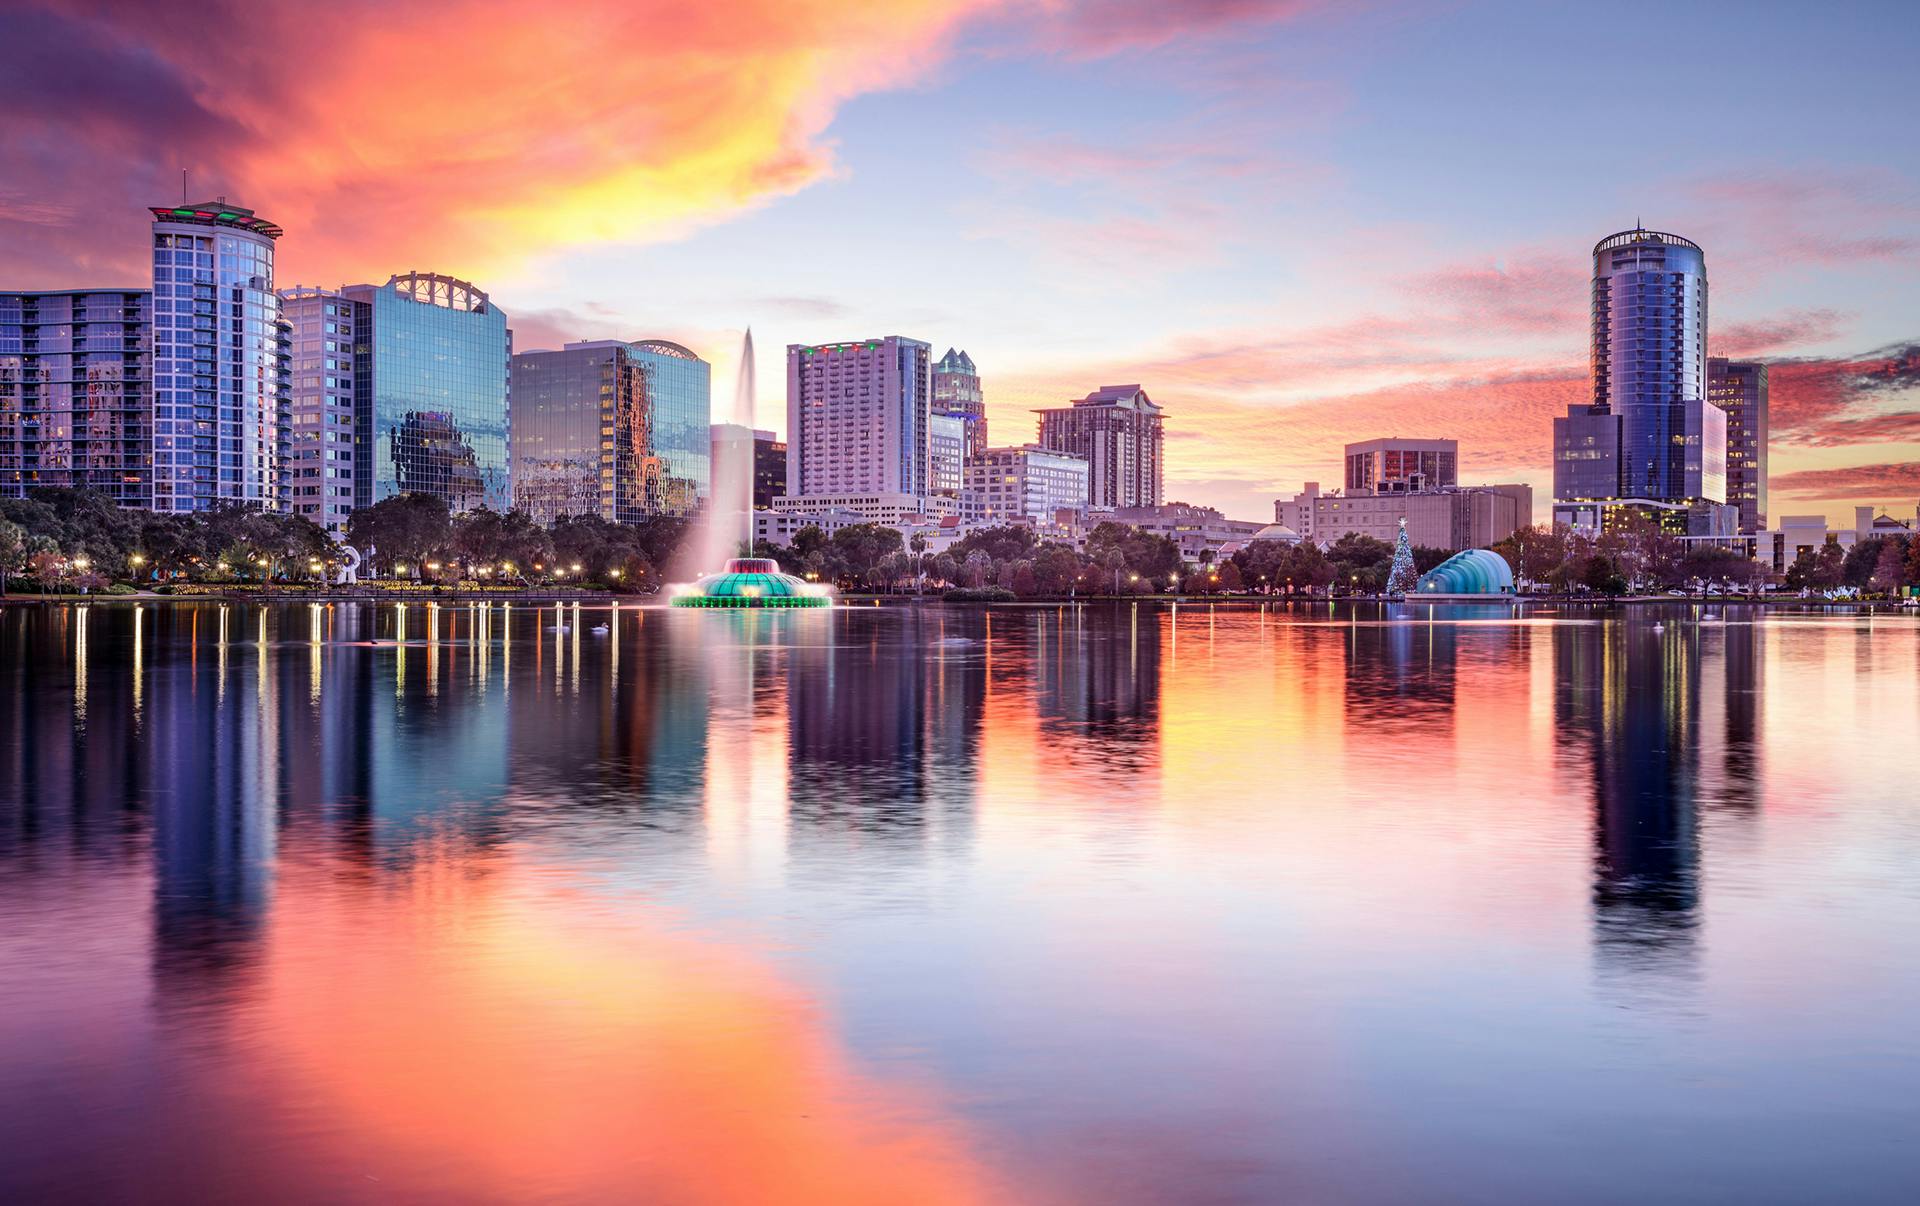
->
4, 0, 1917, 523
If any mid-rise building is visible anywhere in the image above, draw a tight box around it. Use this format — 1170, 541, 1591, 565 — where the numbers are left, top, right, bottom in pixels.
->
339, 272, 509, 514
1553, 228, 1729, 535
1757, 505, 1917, 573
1285, 485, 1532, 552
1709, 357, 1769, 534
965, 445, 1089, 528
511, 339, 709, 526
278, 286, 364, 533
753, 429, 786, 509
0, 289, 152, 505
1035, 384, 1163, 509
929, 412, 966, 499
932, 347, 986, 456
149, 200, 284, 513
786, 336, 931, 502
1345, 438, 1457, 493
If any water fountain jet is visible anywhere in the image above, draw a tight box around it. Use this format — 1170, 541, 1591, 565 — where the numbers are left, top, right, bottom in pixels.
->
671, 328, 830, 608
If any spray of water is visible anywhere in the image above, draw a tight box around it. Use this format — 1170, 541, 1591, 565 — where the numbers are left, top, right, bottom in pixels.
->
679, 328, 757, 579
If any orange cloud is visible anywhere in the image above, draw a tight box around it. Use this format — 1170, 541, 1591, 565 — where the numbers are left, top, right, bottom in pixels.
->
5, 0, 1000, 284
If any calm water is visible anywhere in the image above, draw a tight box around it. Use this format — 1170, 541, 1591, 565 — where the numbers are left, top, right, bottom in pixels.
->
2, 600, 1917, 1204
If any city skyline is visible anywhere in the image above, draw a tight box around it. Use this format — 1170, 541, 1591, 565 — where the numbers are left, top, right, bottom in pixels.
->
1, 1, 1918, 525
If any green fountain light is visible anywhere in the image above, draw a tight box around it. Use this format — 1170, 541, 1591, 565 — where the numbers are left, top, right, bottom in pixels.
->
670, 558, 831, 608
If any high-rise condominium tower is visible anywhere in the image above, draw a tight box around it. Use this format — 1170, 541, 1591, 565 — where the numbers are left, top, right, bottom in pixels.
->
1035, 384, 1164, 509
341, 273, 510, 514
278, 287, 364, 533
0, 289, 152, 505
1708, 357, 1769, 535
149, 200, 284, 513
786, 336, 931, 499
932, 347, 986, 456
1553, 228, 1729, 534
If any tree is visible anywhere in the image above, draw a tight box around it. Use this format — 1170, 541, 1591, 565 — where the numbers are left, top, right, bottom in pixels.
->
950, 524, 1038, 565
1216, 560, 1243, 592
1010, 559, 1038, 598
1870, 536, 1909, 593
347, 493, 452, 574
1323, 532, 1393, 584
1032, 544, 1083, 596
1582, 553, 1627, 596
1385, 520, 1418, 596
830, 524, 904, 582
1843, 537, 1887, 590
0, 518, 23, 595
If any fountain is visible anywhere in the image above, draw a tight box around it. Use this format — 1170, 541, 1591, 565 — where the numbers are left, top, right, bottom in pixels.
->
671, 329, 831, 609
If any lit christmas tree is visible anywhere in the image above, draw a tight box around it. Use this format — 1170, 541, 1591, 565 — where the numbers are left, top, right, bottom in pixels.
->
1386, 517, 1419, 596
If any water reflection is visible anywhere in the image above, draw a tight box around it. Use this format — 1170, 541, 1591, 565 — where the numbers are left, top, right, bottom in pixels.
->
1, 601, 1916, 1203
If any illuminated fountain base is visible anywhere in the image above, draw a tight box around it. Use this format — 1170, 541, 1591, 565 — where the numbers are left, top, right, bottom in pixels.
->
669, 558, 831, 608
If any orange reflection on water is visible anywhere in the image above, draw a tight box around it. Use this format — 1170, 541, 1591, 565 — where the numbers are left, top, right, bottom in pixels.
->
248, 843, 1004, 1205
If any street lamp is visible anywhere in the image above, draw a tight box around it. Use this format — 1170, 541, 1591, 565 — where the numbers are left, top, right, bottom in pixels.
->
570, 563, 583, 574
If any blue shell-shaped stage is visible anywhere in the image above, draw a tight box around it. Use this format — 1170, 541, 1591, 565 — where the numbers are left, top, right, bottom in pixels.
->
669, 558, 832, 608
1416, 548, 1516, 597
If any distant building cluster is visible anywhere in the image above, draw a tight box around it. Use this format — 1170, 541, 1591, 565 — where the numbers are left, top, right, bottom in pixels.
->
11, 204, 1903, 571
2, 198, 709, 538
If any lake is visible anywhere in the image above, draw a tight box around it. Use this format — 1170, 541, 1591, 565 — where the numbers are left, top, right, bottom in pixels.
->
2, 600, 1917, 1204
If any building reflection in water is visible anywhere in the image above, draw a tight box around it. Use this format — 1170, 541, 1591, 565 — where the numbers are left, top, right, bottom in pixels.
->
1552, 613, 1765, 987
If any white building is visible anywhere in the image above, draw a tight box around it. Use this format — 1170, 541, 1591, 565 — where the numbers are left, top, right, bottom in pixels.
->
1754, 505, 1916, 572
964, 445, 1088, 530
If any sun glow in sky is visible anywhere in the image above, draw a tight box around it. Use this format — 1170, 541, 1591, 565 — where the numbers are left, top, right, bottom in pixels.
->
3, 0, 1918, 523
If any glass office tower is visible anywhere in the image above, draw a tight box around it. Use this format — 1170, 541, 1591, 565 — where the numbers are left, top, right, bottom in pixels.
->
1709, 358, 1769, 535
0, 289, 152, 504
342, 273, 509, 513
149, 200, 283, 513
509, 339, 709, 526
628, 340, 711, 513
1554, 228, 1730, 535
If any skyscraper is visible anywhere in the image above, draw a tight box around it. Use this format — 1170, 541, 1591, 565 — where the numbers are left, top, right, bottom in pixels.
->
510, 339, 710, 526
1034, 384, 1163, 509
149, 200, 284, 513
1553, 228, 1730, 534
1709, 358, 1769, 534
786, 336, 931, 500
0, 289, 152, 505
932, 347, 986, 456
341, 272, 509, 514
277, 286, 364, 533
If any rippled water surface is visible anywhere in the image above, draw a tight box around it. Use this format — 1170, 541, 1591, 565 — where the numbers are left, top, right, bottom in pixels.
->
3, 600, 1917, 1204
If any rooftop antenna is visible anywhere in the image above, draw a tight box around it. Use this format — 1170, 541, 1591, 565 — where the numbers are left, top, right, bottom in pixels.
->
181, 169, 188, 204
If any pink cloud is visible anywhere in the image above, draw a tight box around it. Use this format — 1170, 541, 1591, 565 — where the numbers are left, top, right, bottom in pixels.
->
1771, 462, 1920, 501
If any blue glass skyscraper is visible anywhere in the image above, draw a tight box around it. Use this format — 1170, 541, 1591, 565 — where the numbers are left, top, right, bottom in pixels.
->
1554, 228, 1730, 534
342, 273, 509, 513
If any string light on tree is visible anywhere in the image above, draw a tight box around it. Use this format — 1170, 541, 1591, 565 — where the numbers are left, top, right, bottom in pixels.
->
1386, 518, 1418, 597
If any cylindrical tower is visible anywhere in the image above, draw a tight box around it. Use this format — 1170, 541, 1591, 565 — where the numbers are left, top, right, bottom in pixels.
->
148, 200, 283, 513
1589, 228, 1712, 503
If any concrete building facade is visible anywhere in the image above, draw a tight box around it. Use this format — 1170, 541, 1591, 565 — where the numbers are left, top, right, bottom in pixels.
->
786, 336, 932, 501
1035, 384, 1163, 510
